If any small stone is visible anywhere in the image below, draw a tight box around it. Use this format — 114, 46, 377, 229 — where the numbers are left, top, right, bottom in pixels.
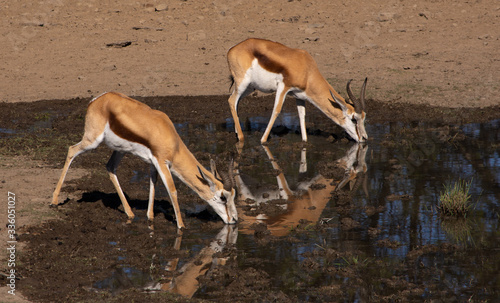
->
155, 4, 168, 11
304, 37, 320, 42
308, 23, 324, 29
106, 41, 132, 48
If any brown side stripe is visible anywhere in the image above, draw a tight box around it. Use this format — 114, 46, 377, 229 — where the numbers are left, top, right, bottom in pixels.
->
108, 111, 150, 148
253, 50, 287, 77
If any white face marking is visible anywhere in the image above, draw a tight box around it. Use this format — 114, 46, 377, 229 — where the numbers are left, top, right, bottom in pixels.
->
102, 123, 154, 163
342, 116, 360, 142
354, 113, 368, 141
207, 189, 238, 224
242, 59, 285, 93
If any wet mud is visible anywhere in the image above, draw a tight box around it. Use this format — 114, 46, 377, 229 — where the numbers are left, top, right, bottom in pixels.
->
1, 95, 499, 302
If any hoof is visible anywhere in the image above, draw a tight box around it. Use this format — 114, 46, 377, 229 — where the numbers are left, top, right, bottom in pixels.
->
50, 198, 70, 207
125, 217, 136, 224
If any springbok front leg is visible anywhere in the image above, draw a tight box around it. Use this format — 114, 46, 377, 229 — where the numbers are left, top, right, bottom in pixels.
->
296, 99, 307, 142
147, 165, 158, 221
155, 160, 185, 229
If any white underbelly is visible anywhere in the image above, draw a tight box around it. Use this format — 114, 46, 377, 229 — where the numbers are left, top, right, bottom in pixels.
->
289, 89, 311, 101
103, 123, 154, 163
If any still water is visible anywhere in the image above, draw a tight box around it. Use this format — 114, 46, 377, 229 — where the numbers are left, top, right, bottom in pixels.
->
96, 113, 500, 300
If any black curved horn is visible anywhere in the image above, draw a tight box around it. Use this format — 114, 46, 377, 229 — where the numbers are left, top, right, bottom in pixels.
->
219, 158, 234, 191
360, 77, 367, 112
227, 158, 235, 190
346, 79, 362, 114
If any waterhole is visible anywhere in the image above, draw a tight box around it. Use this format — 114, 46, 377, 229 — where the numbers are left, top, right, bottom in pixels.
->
95, 114, 499, 301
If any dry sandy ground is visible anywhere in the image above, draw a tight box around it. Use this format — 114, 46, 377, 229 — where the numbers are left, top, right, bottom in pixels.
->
0, 0, 498, 107
0, 157, 87, 303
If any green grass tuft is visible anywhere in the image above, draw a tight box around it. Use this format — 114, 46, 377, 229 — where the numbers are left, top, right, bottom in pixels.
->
438, 179, 474, 217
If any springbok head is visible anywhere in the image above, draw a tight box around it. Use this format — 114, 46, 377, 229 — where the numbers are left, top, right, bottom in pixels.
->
199, 159, 238, 224
330, 78, 368, 142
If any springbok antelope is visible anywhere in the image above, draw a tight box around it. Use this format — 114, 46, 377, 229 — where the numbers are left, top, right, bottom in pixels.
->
51, 92, 238, 229
235, 143, 368, 236
227, 38, 368, 143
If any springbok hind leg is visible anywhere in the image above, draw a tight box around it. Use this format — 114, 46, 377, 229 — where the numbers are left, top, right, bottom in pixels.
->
228, 91, 245, 142
106, 151, 136, 222
52, 136, 101, 205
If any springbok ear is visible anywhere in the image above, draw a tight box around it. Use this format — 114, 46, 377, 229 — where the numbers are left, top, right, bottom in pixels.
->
329, 90, 348, 112
197, 166, 216, 191
210, 159, 222, 181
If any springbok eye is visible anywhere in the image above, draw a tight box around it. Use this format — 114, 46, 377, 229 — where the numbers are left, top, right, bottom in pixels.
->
220, 195, 227, 202
351, 118, 358, 125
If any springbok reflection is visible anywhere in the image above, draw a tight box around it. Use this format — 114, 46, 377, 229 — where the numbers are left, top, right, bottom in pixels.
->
145, 225, 237, 298
236, 143, 368, 236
